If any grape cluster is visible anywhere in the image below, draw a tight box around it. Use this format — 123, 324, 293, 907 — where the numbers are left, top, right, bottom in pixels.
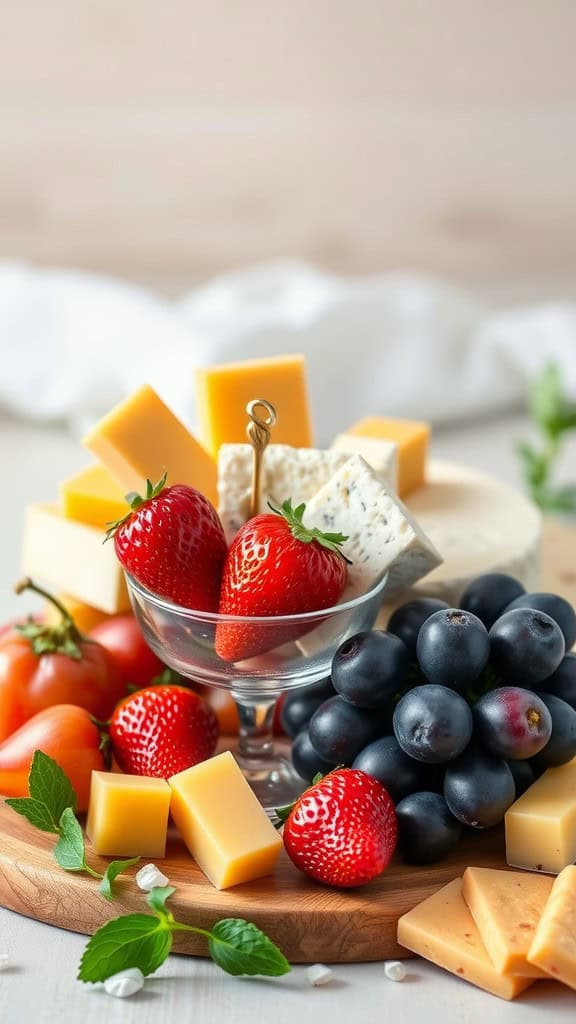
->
284, 574, 576, 866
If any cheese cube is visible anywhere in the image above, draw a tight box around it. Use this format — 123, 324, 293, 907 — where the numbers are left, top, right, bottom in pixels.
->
21, 505, 130, 614
462, 866, 552, 978
194, 354, 313, 457
344, 416, 429, 498
44, 594, 112, 633
505, 760, 576, 874
60, 464, 127, 531
86, 771, 171, 858
528, 865, 576, 988
330, 433, 398, 492
83, 384, 217, 504
302, 455, 442, 601
169, 751, 282, 889
217, 443, 351, 543
397, 878, 535, 1000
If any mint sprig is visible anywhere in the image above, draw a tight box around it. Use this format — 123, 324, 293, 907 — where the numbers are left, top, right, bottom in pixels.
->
5, 750, 138, 900
79, 886, 290, 983
518, 363, 576, 513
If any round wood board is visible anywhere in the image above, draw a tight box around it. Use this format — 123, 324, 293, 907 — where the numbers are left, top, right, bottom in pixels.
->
0, 798, 507, 963
0, 518, 572, 963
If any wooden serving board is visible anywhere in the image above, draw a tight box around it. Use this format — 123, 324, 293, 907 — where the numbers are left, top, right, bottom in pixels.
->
0, 518, 573, 963
0, 800, 507, 963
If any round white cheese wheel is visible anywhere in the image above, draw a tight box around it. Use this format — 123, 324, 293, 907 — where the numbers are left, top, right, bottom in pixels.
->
398, 460, 542, 607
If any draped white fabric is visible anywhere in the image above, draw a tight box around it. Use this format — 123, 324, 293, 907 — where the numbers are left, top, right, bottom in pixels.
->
1, 261, 575, 442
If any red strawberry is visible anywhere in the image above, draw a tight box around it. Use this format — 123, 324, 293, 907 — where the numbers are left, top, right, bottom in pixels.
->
108, 474, 227, 611
109, 684, 219, 777
215, 499, 348, 661
282, 768, 397, 888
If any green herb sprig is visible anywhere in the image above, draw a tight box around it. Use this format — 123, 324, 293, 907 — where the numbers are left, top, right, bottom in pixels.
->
5, 751, 138, 900
518, 363, 576, 514
78, 886, 290, 983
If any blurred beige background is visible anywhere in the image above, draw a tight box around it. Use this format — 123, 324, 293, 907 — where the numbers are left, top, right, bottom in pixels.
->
2, 0, 576, 292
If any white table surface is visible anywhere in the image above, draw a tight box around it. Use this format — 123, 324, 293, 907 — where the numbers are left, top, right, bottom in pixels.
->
1, 412, 575, 1024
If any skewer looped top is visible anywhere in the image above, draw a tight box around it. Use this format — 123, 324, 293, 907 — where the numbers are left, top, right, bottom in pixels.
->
246, 399, 277, 518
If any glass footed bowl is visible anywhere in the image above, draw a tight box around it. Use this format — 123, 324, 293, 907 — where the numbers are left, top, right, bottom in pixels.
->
125, 572, 388, 814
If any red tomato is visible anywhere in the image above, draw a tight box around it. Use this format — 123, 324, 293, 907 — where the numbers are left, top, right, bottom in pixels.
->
0, 705, 105, 810
0, 629, 126, 743
90, 615, 164, 688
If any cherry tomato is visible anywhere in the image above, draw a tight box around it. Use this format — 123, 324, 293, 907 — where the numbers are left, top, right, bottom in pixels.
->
0, 705, 105, 810
90, 615, 164, 688
195, 684, 240, 735
0, 629, 125, 743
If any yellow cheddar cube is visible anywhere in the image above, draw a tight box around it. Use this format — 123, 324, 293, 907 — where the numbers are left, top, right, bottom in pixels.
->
83, 385, 217, 504
44, 594, 112, 633
528, 865, 576, 988
60, 464, 127, 531
397, 879, 535, 1000
21, 505, 130, 614
86, 771, 171, 858
345, 416, 429, 498
505, 760, 576, 874
169, 751, 282, 889
194, 354, 313, 457
462, 867, 552, 978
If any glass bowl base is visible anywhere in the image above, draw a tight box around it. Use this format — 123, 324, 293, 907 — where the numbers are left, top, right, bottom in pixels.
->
234, 751, 307, 817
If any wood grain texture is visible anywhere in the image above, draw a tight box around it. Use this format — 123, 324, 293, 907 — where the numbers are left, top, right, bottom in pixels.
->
2, 1, 576, 280
0, 801, 507, 964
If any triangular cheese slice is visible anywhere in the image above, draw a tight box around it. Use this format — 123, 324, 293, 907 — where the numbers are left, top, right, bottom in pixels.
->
462, 867, 553, 978
398, 878, 535, 1001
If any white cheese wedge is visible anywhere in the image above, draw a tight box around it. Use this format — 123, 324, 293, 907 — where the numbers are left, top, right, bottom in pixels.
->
330, 433, 397, 492
399, 460, 542, 607
21, 504, 130, 614
217, 444, 352, 543
302, 455, 442, 602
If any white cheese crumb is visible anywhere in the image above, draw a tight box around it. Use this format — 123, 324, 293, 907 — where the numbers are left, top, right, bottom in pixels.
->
104, 967, 145, 998
0, 954, 9, 970
136, 863, 170, 891
305, 963, 334, 986
384, 960, 407, 981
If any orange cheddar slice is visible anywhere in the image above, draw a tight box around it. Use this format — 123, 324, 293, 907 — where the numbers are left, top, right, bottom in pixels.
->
462, 867, 552, 978
83, 385, 217, 504
86, 771, 171, 858
397, 878, 535, 1000
345, 416, 429, 498
194, 354, 313, 457
528, 865, 576, 988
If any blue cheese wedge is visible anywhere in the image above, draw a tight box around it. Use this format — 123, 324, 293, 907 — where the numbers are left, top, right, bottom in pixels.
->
330, 433, 397, 492
217, 444, 352, 543
302, 455, 442, 601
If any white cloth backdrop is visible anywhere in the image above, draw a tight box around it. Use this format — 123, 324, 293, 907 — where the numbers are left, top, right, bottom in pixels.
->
1, 261, 576, 443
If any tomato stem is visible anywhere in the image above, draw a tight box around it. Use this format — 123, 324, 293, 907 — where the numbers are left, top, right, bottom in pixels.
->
14, 577, 76, 629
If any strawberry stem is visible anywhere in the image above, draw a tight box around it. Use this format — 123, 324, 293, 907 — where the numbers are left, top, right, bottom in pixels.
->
268, 498, 351, 563
104, 472, 168, 543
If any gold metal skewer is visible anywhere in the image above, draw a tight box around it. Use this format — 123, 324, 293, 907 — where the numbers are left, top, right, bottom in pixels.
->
246, 398, 277, 518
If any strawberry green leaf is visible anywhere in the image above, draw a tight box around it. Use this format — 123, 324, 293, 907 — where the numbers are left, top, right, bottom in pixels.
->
208, 919, 290, 977
78, 914, 173, 982
105, 472, 168, 543
268, 498, 351, 562
99, 858, 140, 901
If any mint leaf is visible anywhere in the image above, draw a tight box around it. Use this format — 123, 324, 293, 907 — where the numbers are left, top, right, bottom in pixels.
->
5, 796, 62, 834
147, 885, 176, 916
208, 919, 290, 977
78, 914, 172, 982
54, 808, 90, 872
100, 858, 140, 901
29, 750, 77, 818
